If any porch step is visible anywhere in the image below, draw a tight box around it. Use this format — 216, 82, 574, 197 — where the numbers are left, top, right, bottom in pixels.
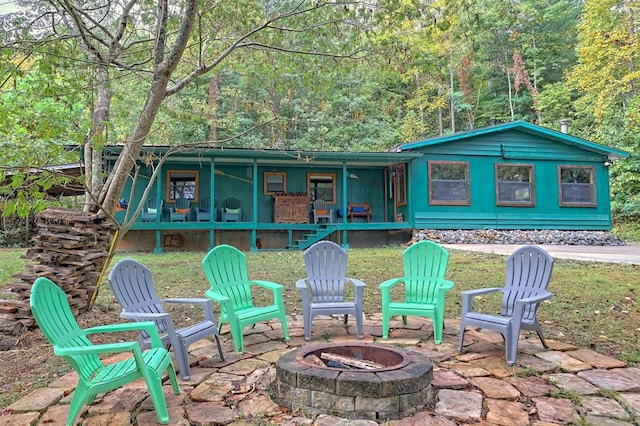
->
287, 226, 336, 250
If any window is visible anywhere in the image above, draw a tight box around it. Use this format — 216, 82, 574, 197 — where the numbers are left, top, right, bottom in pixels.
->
496, 164, 534, 206
307, 173, 336, 203
167, 170, 198, 201
429, 161, 470, 205
559, 166, 596, 206
393, 163, 407, 206
264, 172, 286, 195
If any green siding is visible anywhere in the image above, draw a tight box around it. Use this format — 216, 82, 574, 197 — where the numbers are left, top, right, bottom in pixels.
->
407, 128, 618, 231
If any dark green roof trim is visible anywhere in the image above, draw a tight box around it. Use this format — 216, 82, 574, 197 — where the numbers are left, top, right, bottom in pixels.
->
102, 145, 422, 166
399, 120, 629, 160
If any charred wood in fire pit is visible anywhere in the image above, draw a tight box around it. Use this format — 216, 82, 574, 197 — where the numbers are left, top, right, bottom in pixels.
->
320, 353, 384, 370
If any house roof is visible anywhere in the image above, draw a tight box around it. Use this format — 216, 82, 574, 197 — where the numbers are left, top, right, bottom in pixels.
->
1, 163, 85, 197
102, 146, 422, 167
397, 120, 629, 161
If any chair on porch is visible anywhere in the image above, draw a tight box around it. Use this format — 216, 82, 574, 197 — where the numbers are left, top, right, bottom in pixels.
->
222, 197, 242, 222
30, 276, 180, 426
379, 240, 454, 344
141, 198, 164, 222
312, 199, 333, 224
296, 241, 366, 341
170, 197, 191, 222
108, 258, 225, 380
202, 245, 289, 352
196, 197, 216, 222
458, 245, 554, 365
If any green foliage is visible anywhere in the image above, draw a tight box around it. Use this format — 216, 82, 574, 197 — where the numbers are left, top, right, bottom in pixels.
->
0, 67, 86, 218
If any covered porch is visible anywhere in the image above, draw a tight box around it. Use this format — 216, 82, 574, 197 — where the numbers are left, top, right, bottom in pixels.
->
106, 146, 421, 252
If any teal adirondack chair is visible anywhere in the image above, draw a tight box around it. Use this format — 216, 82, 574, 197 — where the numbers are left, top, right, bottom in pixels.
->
30, 277, 180, 426
169, 197, 191, 222
202, 245, 289, 352
379, 240, 454, 344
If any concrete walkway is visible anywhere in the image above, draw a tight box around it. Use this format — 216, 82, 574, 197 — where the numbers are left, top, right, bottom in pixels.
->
443, 243, 640, 265
4, 312, 639, 425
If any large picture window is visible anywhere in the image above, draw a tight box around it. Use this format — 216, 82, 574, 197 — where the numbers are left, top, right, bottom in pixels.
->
264, 172, 286, 195
559, 166, 596, 206
167, 170, 198, 201
496, 164, 534, 206
429, 161, 470, 205
307, 173, 336, 203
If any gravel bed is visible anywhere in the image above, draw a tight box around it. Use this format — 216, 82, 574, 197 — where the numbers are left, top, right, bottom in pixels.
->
414, 229, 626, 246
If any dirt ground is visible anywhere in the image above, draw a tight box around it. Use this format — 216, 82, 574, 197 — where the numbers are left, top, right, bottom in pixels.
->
0, 304, 125, 410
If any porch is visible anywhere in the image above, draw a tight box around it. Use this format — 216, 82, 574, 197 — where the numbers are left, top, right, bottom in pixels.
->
117, 219, 413, 253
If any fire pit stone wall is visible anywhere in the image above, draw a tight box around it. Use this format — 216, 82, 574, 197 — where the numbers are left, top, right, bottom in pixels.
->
273, 343, 433, 421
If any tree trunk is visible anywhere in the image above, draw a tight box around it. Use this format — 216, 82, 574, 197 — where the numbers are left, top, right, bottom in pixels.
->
84, 65, 111, 212
208, 76, 219, 143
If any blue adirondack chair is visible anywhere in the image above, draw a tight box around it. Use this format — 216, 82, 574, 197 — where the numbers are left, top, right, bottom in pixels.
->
202, 245, 289, 352
169, 197, 191, 222
141, 198, 164, 222
196, 197, 216, 221
458, 245, 554, 365
222, 197, 242, 222
108, 258, 225, 380
379, 240, 454, 344
296, 240, 365, 340
30, 277, 180, 425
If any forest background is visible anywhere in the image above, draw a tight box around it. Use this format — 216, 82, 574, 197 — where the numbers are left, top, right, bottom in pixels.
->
0, 0, 639, 241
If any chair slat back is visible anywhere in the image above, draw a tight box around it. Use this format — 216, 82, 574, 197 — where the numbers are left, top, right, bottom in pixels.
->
200, 197, 211, 212
30, 277, 103, 380
501, 246, 554, 320
109, 259, 168, 334
202, 245, 254, 310
223, 198, 241, 209
402, 241, 450, 304
174, 197, 191, 210
303, 241, 348, 303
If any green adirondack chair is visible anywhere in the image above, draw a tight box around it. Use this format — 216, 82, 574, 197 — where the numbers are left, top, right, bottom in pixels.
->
202, 245, 289, 352
379, 240, 454, 344
29, 277, 180, 426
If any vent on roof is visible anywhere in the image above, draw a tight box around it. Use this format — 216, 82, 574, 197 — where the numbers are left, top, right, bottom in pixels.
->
559, 119, 569, 134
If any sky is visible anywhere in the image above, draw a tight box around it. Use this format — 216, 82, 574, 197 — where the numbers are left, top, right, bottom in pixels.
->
0, 1, 18, 15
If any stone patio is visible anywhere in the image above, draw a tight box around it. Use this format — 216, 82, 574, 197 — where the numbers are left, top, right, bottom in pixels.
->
3, 313, 639, 425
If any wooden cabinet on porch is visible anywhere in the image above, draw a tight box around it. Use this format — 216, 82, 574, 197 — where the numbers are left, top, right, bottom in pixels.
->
274, 194, 309, 223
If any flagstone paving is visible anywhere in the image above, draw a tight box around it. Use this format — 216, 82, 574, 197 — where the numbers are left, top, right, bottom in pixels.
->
2, 313, 639, 425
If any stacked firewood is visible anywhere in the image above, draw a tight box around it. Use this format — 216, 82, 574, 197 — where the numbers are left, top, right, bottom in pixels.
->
0, 208, 115, 340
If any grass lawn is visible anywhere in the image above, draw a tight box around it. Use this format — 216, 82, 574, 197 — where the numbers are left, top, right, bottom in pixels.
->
0, 246, 638, 408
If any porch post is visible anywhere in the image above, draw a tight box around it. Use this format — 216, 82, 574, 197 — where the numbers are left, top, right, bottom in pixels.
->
250, 159, 258, 252
342, 162, 349, 250
153, 164, 164, 254
209, 158, 216, 251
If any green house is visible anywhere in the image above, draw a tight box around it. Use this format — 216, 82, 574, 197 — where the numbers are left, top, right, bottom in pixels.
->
398, 120, 628, 231
108, 120, 628, 252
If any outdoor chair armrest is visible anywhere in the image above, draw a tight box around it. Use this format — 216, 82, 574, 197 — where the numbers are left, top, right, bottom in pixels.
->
252, 280, 284, 293
437, 279, 455, 298
461, 287, 502, 314
205, 289, 234, 315
346, 278, 366, 288
295, 278, 308, 290
514, 291, 553, 306
84, 321, 164, 347
55, 340, 141, 357
461, 287, 503, 297
378, 277, 403, 291
161, 297, 216, 321
120, 311, 170, 321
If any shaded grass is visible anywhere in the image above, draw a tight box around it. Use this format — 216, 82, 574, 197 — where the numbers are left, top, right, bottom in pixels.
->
0, 246, 638, 408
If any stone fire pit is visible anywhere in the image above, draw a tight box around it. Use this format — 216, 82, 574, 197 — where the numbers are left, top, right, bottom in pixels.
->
272, 343, 433, 420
